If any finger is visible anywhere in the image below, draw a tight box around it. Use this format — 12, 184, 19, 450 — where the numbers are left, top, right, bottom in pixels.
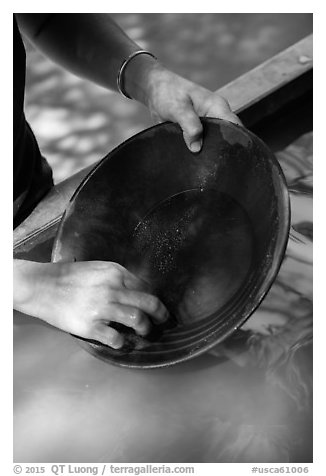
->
103, 263, 151, 292
110, 289, 169, 323
220, 110, 244, 127
93, 324, 124, 349
205, 95, 243, 127
174, 103, 203, 153
122, 269, 152, 293
104, 303, 152, 336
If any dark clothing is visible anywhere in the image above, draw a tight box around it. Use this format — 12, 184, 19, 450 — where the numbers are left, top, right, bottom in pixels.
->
13, 15, 53, 227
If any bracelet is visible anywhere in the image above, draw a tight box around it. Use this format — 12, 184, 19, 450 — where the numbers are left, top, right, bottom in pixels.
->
117, 50, 157, 99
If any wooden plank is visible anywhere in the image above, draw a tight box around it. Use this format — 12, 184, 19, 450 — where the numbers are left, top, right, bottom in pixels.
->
217, 34, 312, 124
13, 163, 96, 250
13, 35, 313, 254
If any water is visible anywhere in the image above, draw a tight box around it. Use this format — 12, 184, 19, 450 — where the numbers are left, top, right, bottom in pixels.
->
15, 14, 313, 462
13, 126, 313, 461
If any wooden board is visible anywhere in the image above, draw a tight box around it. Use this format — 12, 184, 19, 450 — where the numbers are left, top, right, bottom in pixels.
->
218, 34, 312, 126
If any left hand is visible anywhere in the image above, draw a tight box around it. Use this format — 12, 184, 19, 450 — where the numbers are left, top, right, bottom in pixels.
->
145, 66, 243, 152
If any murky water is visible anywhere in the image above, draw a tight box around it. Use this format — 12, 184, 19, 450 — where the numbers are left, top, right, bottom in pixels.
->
15, 13, 312, 463
13, 130, 312, 463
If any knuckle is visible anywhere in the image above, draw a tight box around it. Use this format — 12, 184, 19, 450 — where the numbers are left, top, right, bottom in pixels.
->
107, 265, 124, 281
180, 112, 202, 136
212, 92, 230, 106
187, 124, 202, 138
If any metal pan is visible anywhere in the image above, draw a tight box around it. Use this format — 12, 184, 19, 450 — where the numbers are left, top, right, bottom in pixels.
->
52, 118, 290, 368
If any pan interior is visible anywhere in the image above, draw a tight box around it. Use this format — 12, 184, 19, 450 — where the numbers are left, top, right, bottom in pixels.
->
52, 119, 289, 367
123, 187, 255, 329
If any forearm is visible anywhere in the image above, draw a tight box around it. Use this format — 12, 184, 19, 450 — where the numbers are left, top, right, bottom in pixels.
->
16, 13, 158, 101
15, 13, 241, 152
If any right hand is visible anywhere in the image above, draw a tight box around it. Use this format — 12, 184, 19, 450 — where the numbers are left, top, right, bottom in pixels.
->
14, 260, 169, 349
124, 56, 242, 152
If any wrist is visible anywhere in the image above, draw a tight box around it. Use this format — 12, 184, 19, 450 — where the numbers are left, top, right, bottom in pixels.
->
123, 52, 163, 105
13, 260, 57, 319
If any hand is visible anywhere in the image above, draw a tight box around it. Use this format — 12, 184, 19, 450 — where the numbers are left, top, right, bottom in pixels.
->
147, 67, 243, 152
124, 58, 242, 152
14, 260, 169, 349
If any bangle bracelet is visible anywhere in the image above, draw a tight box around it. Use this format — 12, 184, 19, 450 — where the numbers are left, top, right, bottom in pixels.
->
117, 50, 157, 99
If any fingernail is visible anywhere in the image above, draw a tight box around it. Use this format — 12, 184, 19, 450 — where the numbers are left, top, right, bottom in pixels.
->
190, 140, 202, 153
